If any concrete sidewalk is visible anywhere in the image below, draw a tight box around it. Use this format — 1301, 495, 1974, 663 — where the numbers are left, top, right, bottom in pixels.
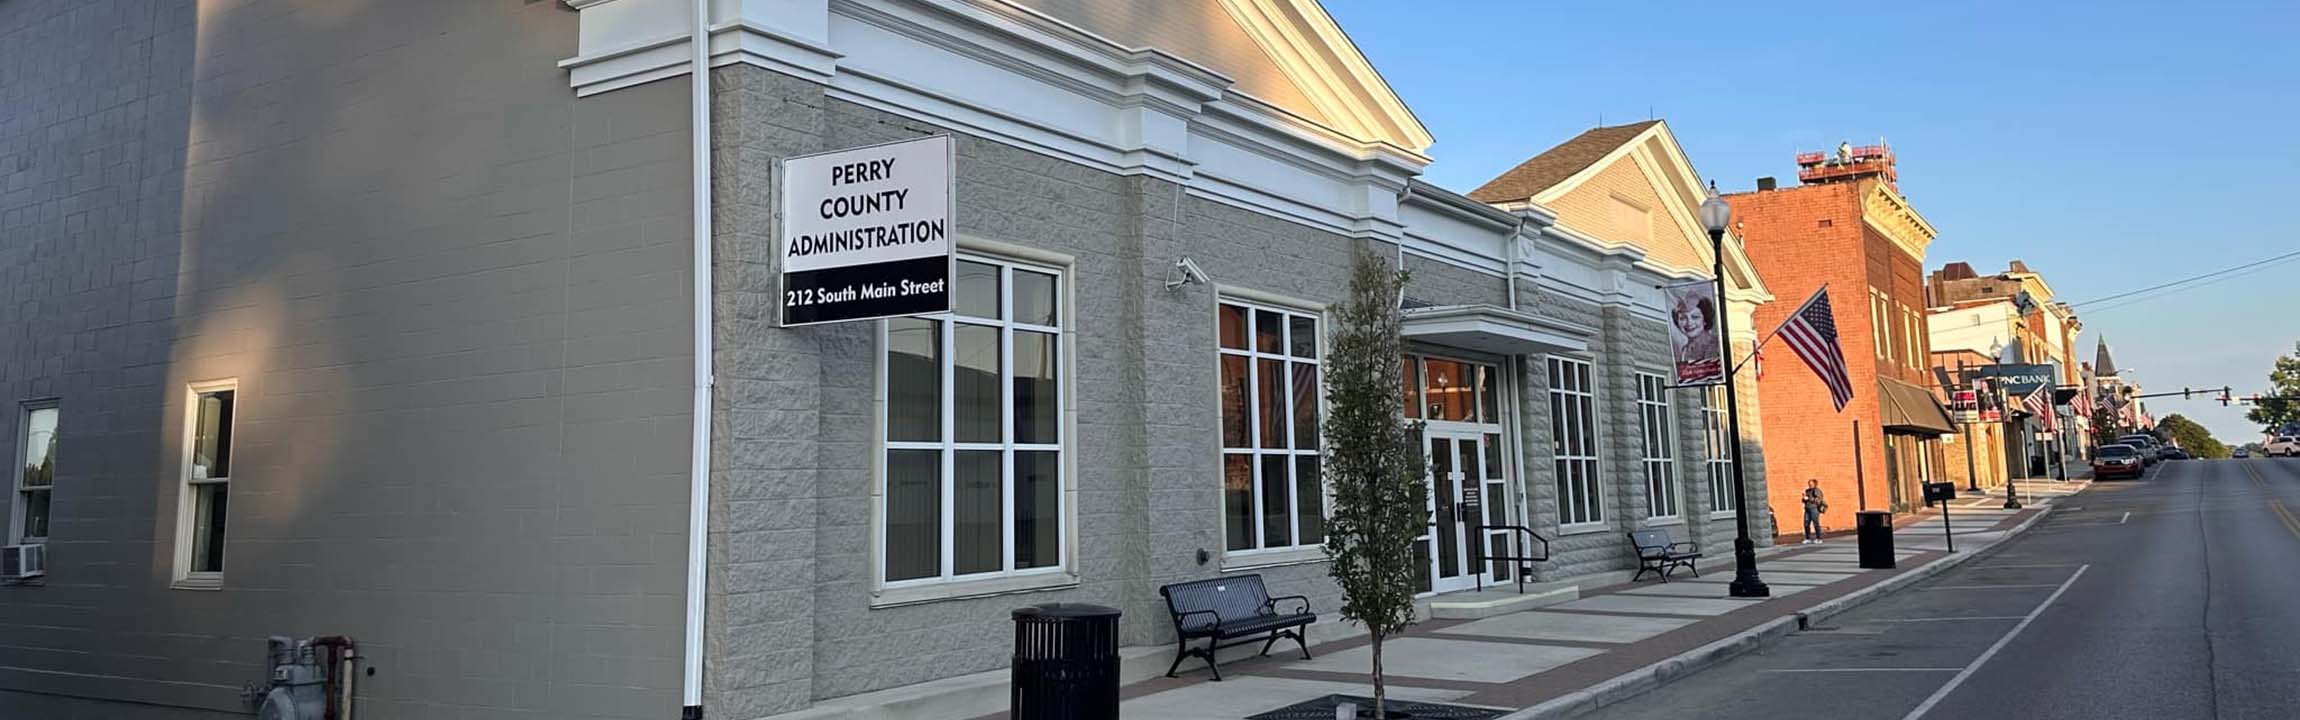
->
1095, 486, 2083, 720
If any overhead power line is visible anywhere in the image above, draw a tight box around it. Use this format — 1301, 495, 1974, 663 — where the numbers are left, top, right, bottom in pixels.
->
2066, 247, 2300, 310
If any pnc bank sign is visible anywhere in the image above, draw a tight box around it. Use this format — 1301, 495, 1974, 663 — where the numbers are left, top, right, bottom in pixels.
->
1976, 363, 2056, 397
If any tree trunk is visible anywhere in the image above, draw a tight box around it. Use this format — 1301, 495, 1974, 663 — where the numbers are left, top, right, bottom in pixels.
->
1371, 632, 1387, 719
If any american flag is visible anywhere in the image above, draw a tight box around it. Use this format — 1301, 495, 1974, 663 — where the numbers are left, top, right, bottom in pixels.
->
1774, 287, 1853, 411
2022, 385, 2056, 432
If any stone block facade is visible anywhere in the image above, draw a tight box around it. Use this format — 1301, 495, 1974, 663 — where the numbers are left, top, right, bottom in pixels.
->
707, 64, 1773, 717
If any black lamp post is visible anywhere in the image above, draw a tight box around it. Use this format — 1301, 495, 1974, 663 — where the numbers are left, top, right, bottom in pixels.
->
1701, 184, 1768, 599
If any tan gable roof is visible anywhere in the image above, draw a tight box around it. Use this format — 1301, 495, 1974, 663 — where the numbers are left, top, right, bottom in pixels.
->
1546, 156, 1708, 271
1467, 121, 1659, 203
1012, 0, 1329, 125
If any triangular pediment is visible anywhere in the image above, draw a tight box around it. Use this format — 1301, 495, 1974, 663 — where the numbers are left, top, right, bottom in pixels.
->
1005, 0, 1432, 154
1475, 120, 1769, 297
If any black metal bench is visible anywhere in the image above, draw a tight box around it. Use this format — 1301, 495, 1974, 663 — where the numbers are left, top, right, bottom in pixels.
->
1628, 528, 1701, 582
1158, 573, 1315, 681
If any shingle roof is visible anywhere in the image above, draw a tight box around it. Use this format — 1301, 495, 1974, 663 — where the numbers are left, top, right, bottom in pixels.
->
1466, 121, 1660, 203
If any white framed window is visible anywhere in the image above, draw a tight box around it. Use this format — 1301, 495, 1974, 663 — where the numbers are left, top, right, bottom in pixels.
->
1636, 374, 1678, 519
15, 402, 58, 544
1220, 301, 1323, 553
1871, 290, 1891, 361
880, 257, 1068, 588
1704, 386, 1737, 514
173, 381, 236, 587
1548, 357, 1600, 526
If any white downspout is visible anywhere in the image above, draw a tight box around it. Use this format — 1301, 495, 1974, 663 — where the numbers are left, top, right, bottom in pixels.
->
682, 0, 713, 716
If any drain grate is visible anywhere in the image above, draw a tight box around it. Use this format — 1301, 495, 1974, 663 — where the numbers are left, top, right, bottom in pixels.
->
1248, 694, 1505, 720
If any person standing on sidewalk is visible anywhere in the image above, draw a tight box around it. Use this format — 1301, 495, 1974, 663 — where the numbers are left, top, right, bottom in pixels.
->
1801, 479, 1827, 544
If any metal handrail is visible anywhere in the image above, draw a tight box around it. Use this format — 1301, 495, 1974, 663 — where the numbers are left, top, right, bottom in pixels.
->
1471, 524, 1550, 594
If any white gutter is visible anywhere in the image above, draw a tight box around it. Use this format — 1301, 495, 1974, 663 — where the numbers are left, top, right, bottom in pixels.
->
681, 0, 713, 716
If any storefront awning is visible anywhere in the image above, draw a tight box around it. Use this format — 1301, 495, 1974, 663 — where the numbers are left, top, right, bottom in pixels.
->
1400, 304, 1591, 356
1878, 376, 1958, 435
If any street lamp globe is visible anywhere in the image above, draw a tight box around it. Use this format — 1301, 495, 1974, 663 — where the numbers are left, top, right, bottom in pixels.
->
1699, 183, 1731, 235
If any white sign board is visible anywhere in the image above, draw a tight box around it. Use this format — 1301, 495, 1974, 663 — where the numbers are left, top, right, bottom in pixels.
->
779, 135, 954, 326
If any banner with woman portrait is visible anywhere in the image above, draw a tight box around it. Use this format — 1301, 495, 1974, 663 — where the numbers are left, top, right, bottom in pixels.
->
1665, 280, 1725, 386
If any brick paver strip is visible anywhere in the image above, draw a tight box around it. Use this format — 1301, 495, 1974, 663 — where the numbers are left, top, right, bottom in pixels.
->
1455, 547, 1954, 708
1086, 506, 2043, 717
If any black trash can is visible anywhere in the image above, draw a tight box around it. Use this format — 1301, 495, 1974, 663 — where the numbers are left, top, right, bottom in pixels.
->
1011, 603, 1121, 720
1856, 511, 1895, 569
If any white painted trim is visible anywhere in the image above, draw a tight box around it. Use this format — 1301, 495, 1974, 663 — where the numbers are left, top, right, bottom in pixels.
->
10, 399, 57, 546
172, 379, 238, 587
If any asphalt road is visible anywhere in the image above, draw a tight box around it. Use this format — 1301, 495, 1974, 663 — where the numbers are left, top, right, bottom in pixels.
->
1583, 457, 2300, 720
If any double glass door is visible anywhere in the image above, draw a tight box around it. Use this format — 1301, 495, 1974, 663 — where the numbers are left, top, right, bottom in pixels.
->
1419, 429, 1510, 595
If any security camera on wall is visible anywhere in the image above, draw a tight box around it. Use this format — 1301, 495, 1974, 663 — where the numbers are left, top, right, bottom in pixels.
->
1167, 257, 1211, 291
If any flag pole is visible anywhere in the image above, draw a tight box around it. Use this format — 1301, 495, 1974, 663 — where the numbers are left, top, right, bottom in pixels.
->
1727, 282, 1829, 376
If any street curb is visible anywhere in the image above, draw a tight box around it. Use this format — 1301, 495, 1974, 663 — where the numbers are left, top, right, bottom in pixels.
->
1498, 505, 2060, 720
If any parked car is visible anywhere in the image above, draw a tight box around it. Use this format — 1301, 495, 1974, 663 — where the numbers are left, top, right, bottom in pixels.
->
2119, 435, 2161, 466
2268, 436, 2300, 458
2233, 447, 2251, 458
2093, 444, 2146, 480
2161, 446, 2190, 461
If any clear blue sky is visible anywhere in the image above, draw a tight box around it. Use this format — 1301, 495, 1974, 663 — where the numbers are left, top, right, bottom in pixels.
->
1326, 0, 2300, 440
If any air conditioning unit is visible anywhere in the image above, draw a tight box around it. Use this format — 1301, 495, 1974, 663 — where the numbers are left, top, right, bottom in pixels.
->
2, 544, 45, 579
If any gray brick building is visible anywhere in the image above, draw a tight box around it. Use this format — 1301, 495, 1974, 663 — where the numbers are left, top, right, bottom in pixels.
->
0, 1, 1771, 718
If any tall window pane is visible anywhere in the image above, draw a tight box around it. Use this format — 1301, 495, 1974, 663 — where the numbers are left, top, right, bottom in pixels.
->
1402, 357, 1422, 419
1224, 455, 1253, 551
1014, 451, 1060, 569
191, 484, 228, 573
1705, 387, 1737, 513
1221, 356, 1249, 448
1013, 331, 1058, 444
1295, 457, 1324, 545
953, 451, 1002, 576
887, 319, 941, 442
1257, 359, 1287, 449
954, 324, 1001, 443
1260, 455, 1290, 548
1292, 363, 1319, 450
192, 392, 234, 480
885, 450, 941, 581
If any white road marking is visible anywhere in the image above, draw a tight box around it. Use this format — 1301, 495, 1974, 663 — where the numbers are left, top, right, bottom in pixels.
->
1764, 667, 1963, 673
1878, 616, 2027, 622
2120, 511, 2131, 524
1971, 563, 2080, 569
1919, 584, 2064, 591
1903, 565, 2090, 720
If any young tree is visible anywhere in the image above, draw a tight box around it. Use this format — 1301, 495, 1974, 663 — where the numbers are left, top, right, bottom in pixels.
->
1322, 246, 1426, 719
2245, 342, 2300, 434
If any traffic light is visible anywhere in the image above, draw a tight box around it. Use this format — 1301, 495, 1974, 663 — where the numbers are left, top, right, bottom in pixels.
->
2221, 387, 2233, 406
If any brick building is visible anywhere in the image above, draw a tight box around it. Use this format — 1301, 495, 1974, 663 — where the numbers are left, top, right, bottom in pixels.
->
1726, 146, 1955, 531
1925, 261, 2087, 479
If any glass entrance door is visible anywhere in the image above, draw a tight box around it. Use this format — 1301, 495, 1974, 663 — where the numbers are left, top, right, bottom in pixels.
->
1420, 429, 1507, 594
